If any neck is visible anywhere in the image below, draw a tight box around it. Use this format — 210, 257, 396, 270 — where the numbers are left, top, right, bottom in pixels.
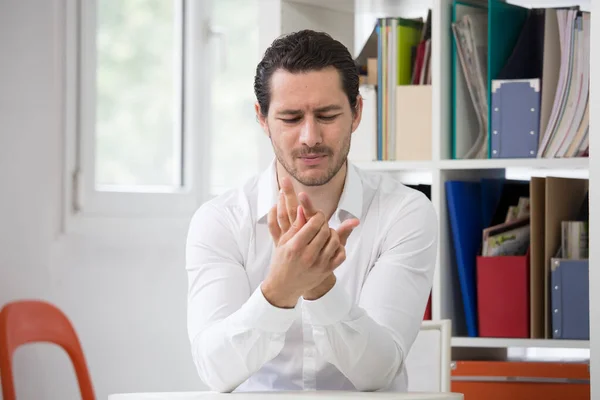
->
276, 162, 348, 220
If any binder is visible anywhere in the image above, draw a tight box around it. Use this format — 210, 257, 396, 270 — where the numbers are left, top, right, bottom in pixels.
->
477, 254, 529, 338
490, 79, 540, 158
445, 181, 483, 337
551, 258, 589, 340
445, 180, 502, 336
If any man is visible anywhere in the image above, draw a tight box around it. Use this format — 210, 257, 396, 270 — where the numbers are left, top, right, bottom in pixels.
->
186, 30, 437, 393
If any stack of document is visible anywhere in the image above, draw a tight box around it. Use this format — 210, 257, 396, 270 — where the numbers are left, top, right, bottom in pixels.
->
537, 9, 590, 158
452, 14, 488, 159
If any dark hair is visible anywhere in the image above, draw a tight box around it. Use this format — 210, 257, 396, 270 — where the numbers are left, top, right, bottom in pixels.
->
254, 30, 359, 117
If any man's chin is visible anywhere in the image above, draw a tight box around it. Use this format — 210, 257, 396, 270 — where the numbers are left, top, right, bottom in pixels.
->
294, 170, 332, 187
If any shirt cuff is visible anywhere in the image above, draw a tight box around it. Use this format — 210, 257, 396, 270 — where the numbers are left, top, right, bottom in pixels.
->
302, 279, 353, 326
238, 285, 300, 333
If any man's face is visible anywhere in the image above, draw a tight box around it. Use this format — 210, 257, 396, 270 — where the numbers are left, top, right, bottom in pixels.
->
256, 66, 362, 186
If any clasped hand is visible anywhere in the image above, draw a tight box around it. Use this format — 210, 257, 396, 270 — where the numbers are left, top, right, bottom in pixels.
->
261, 177, 360, 308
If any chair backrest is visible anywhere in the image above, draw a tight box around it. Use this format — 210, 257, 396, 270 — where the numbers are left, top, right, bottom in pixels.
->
405, 319, 452, 392
0, 300, 95, 400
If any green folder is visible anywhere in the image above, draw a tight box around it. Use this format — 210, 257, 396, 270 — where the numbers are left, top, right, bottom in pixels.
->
396, 18, 423, 85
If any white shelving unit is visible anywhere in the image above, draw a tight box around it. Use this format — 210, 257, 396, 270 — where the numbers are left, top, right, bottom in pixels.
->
259, 0, 592, 355
451, 337, 590, 349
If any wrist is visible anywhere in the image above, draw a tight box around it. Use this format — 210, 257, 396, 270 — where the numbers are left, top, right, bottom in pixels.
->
303, 274, 336, 301
261, 279, 300, 309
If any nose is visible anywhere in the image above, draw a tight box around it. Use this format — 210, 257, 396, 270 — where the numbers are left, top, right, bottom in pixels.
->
299, 116, 322, 148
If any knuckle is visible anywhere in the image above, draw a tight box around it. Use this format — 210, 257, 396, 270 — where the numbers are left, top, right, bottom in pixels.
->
315, 211, 326, 223
301, 253, 314, 265
289, 241, 302, 253
331, 235, 340, 248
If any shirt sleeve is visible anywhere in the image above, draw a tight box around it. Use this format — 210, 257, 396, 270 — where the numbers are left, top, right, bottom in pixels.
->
302, 192, 438, 392
186, 202, 298, 393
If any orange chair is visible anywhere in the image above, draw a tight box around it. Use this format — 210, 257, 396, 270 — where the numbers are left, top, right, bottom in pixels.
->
0, 300, 95, 400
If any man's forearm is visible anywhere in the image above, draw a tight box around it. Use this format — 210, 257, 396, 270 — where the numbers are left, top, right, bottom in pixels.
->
190, 286, 297, 392
302, 281, 405, 391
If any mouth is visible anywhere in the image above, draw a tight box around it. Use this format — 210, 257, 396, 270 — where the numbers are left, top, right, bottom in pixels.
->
298, 154, 328, 166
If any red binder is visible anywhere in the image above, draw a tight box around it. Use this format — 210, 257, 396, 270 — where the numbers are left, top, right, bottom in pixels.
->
476, 253, 529, 337
423, 292, 432, 320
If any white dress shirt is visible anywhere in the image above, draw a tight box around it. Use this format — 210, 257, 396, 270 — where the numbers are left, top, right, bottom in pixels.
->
186, 160, 438, 393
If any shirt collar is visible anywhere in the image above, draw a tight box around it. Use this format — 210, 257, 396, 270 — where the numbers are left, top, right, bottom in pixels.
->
256, 159, 363, 223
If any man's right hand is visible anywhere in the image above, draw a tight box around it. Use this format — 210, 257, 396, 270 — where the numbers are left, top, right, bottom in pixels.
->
261, 205, 345, 308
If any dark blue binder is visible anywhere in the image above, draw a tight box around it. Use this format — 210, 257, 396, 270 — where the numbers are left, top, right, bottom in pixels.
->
490, 79, 541, 158
446, 180, 504, 337
551, 258, 590, 340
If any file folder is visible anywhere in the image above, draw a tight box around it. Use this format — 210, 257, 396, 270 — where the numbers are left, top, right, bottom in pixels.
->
551, 258, 589, 340
487, 0, 529, 157
490, 79, 540, 158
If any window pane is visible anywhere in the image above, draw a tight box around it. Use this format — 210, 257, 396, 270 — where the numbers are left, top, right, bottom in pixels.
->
210, 0, 261, 195
95, 0, 182, 189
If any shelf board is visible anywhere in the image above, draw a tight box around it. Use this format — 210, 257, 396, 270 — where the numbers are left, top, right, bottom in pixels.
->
351, 157, 589, 174
439, 157, 589, 171
452, 337, 590, 349
352, 160, 433, 171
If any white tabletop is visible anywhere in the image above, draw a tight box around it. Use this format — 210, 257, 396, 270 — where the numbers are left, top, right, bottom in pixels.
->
108, 391, 463, 400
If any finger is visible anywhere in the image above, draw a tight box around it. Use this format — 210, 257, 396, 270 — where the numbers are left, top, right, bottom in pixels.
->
316, 229, 340, 265
289, 211, 327, 248
329, 246, 346, 270
306, 222, 331, 259
298, 192, 318, 219
277, 191, 291, 232
281, 205, 307, 243
336, 218, 360, 246
267, 205, 282, 244
280, 177, 299, 225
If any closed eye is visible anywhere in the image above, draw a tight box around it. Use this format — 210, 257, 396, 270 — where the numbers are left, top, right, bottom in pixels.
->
280, 117, 302, 124
319, 114, 340, 121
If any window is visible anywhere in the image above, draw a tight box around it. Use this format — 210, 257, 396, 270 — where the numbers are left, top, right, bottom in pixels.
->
67, 0, 262, 221
95, 0, 183, 191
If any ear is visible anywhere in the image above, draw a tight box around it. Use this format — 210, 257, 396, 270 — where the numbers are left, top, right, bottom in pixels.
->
255, 102, 270, 136
351, 94, 363, 134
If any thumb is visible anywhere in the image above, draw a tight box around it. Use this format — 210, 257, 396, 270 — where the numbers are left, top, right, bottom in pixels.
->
337, 218, 360, 246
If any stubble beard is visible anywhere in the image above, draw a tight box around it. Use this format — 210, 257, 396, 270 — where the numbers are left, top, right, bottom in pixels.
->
269, 127, 351, 187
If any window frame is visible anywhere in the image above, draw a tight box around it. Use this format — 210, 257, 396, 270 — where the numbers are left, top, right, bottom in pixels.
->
63, 0, 212, 228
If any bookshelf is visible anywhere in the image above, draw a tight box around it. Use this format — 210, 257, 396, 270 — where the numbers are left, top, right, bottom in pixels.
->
258, 0, 592, 355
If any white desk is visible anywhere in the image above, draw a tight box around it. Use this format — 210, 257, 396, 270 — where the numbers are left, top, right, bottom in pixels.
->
108, 391, 463, 400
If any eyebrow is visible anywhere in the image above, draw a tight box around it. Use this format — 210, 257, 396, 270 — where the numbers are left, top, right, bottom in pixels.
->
276, 104, 343, 116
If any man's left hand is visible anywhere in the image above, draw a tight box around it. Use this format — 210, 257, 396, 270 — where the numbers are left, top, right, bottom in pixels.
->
268, 177, 359, 300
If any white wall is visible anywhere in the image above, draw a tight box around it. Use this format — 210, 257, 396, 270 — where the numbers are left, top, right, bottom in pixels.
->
0, 1, 204, 398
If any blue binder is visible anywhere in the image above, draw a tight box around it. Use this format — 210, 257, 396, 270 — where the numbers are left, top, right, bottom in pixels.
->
551, 258, 590, 340
490, 79, 541, 158
446, 180, 503, 337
